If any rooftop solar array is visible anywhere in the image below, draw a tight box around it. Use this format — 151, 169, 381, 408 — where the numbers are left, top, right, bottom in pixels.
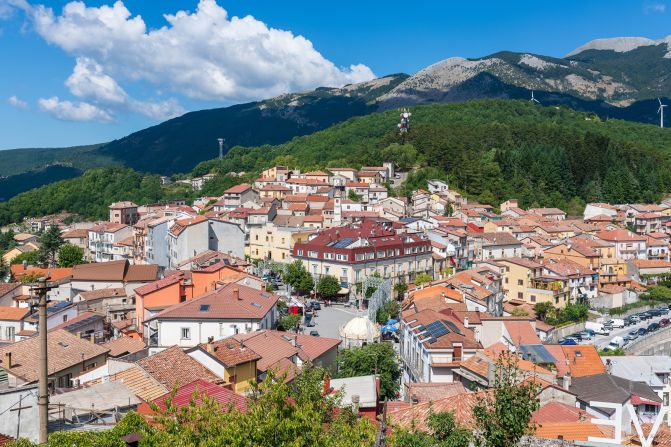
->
519, 344, 556, 364
332, 238, 354, 248
424, 321, 450, 341
65, 314, 104, 332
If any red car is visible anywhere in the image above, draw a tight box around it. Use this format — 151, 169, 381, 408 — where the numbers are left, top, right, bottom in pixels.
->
660, 318, 669, 328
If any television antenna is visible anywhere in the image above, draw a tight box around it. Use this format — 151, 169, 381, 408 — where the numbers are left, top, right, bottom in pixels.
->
398, 108, 411, 135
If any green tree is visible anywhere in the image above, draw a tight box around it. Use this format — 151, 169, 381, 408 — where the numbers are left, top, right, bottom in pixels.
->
280, 314, 302, 332
473, 352, 540, 447
376, 300, 401, 324
284, 260, 308, 289
392, 411, 471, 447
414, 273, 432, 286
10, 250, 40, 266
348, 189, 361, 202
337, 342, 401, 400
317, 275, 341, 299
380, 143, 418, 170
57, 243, 84, 267
38, 225, 64, 267
297, 274, 315, 296
533, 302, 554, 321
393, 282, 408, 300
0, 253, 8, 279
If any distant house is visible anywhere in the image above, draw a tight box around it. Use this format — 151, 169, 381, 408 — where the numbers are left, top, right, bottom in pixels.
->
0, 329, 109, 388
216, 184, 258, 211
109, 201, 139, 225
167, 216, 245, 269
427, 179, 449, 194
87, 222, 132, 262
71, 259, 159, 296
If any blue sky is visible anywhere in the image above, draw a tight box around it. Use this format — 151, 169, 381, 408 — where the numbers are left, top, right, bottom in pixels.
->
1, 0, 670, 149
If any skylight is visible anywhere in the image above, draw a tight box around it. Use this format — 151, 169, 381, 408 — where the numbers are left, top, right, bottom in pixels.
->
251, 303, 262, 308
199, 304, 210, 312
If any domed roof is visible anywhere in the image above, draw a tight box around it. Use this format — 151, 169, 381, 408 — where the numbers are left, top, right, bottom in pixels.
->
339, 316, 380, 341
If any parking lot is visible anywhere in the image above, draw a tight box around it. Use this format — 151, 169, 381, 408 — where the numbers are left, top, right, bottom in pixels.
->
300, 304, 361, 340
569, 307, 670, 350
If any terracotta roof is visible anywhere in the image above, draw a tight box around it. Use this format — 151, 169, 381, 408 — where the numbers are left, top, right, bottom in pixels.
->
169, 215, 207, 236
125, 264, 159, 282
89, 222, 129, 233
504, 321, 542, 346
0, 329, 109, 382
109, 365, 168, 401
61, 229, 88, 238
0, 282, 20, 297
631, 259, 671, 269
10, 266, 73, 282
79, 287, 126, 301
232, 330, 340, 372
151, 379, 247, 413
404, 381, 467, 403
389, 390, 489, 431
0, 434, 14, 446
478, 232, 522, 246
101, 336, 147, 357
137, 346, 219, 389
223, 183, 253, 194
72, 260, 157, 282
200, 340, 261, 367
109, 201, 137, 209
534, 421, 612, 441
546, 344, 606, 378
532, 401, 588, 424
596, 229, 646, 242
0, 306, 30, 321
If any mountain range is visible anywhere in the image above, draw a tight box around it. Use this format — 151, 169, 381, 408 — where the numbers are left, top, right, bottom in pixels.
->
2, 34, 671, 198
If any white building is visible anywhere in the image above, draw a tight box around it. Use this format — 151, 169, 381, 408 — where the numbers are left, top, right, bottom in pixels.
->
167, 216, 245, 269
144, 283, 278, 351
88, 223, 132, 263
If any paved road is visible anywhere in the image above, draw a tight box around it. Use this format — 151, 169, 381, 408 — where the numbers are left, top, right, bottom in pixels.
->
304, 305, 361, 340
584, 312, 669, 349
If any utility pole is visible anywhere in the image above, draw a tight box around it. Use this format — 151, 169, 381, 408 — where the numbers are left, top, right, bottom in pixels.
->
31, 277, 51, 444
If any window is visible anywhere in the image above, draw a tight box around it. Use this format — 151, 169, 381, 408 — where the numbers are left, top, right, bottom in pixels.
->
336, 254, 348, 261
325, 266, 330, 274
377, 251, 385, 258
355, 253, 365, 261
504, 277, 509, 284
517, 292, 523, 299
297, 249, 303, 256
517, 279, 523, 286
62, 315, 68, 322
308, 250, 318, 258
530, 295, 536, 302
181, 327, 191, 340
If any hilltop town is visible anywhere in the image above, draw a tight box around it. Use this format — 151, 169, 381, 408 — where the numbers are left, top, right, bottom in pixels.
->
1, 163, 671, 446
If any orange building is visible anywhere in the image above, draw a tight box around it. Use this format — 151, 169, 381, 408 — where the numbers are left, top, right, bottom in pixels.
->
134, 272, 193, 332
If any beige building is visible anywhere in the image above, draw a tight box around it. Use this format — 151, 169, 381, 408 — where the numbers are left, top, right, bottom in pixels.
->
109, 201, 139, 225
248, 222, 316, 262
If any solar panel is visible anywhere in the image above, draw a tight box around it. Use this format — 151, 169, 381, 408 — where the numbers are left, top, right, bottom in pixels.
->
443, 320, 463, 336
425, 321, 449, 339
333, 238, 353, 248
199, 304, 210, 312
519, 344, 556, 364
66, 315, 103, 331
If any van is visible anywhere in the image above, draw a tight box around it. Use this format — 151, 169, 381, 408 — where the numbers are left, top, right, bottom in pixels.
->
608, 319, 625, 328
608, 336, 625, 348
585, 321, 610, 335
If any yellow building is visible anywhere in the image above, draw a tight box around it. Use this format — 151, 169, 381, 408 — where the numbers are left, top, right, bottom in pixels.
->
543, 238, 623, 286
498, 258, 571, 308
2, 244, 39, 264
248, 222, 315, 262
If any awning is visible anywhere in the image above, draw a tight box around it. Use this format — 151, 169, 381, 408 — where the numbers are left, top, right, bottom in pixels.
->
631, 395, 661, 406
338, 288, 350, 295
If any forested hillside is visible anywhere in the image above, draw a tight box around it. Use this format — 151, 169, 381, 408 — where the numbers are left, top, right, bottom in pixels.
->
2, 100, 671, 225
195, 99, 671, 210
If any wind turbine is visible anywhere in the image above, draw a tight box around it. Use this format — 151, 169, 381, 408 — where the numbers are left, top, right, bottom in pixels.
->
530, 91, 540, 104
658, 98, 667, 128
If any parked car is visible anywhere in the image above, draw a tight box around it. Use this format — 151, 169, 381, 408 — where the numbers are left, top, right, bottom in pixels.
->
585, 329, 596, 337
661, 318, 670, 327
624, 316, 636, 326
637, 327, 648, 336
585, 322, 610, 335
608, 318, 625, 328
628, 330, 639, 340
309, 330, 320, 337
648, 323, 660, 332
559, 337, 578, 345
578, 331, 592, 340
608, 336, 626, 348
309, 300, 322, 310
623, 335, 633, 343
639, 312, 652, 321
648, 309, 663, 317
630, 315, 641, 324
570, 333, 584, 341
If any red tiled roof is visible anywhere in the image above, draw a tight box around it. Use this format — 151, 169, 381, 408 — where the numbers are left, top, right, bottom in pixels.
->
100, 336, 147, 357
134, 272, 184, 296
504, 321, 542, 346
137, 346, 219, 389
200, 339, 261, 367
150, 283, 278, 321
532, 401, 588, 424
0, 306, 30, 321
224, 183, 253, 194
151, 379, 247, 412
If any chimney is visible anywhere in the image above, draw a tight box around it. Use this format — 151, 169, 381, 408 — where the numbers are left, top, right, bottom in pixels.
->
351, 394, 360, 413
323, 373, 331, 395
261, 283, 266, 292
464, 316, 470, 328
206, 336, 214, 353
22, 260, 27, 271
411, 394, 419, 405
233, 288, 240, 300
563, 372, 572, 391
605, 358, 612, 374
4, 352, 11, 369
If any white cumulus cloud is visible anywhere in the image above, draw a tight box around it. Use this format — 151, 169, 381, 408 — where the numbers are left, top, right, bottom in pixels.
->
7, 95, 28, 109
19, 0, 375, 104
644, 1, 666, 13
38, 96, 114, 123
